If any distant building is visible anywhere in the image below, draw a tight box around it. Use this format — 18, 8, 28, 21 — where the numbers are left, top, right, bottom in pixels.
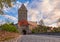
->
28, 21, 37, 30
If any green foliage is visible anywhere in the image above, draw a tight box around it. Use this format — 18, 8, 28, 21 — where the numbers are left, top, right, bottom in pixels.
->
0, 0, 15, 8
51, 28, 58, 32
32, 25, 48, 33
32, 25, 60, 33
51, 27, 60, 32
0, 23, 18, 33
0, 0, 15, 14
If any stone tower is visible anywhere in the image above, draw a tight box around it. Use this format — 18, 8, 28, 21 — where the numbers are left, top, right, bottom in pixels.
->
18, 4, 29, 34
18, 4, 27, 21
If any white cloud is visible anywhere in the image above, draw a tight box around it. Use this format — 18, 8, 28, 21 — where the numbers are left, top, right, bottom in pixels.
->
49, 23, 58, 27
0, 20, 6, 25
3, 1, 22, 12
57, 22, 60, 27
2, 14, 17, 24
13, 1, 22, 8
2, 0, 60, 27
28, 9, 40, 21
24, 1, 29, 7
26, 0, 60, 27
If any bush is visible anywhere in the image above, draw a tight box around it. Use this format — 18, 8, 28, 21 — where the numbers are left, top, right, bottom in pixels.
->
0, 23, 18, 33
51, 28, 58, 32
32, 25, 47, 33
51, 27, 60, 32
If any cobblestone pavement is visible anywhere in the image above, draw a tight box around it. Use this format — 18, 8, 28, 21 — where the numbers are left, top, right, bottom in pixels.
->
17, 35, 60, 42
1, 35, 60, 42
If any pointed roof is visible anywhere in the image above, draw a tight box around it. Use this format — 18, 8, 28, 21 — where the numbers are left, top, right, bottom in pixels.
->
19, 4, 27, 11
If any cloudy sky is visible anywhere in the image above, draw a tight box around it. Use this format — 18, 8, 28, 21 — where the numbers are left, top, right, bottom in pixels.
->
0, 0, 60, 27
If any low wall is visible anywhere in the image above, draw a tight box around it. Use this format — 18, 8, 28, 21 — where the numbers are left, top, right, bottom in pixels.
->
29, 32, 60, 36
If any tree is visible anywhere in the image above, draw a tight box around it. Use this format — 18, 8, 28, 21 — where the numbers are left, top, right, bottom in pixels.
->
39, 19, 45, 26
32, 25, 47, 33
58, 18, 60, 22
0, 0, 15, 14
57, 18, 60, 27
0, 23, 18, 33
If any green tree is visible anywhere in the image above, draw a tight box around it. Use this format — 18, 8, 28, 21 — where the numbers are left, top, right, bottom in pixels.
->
32, 25, 48, 33
0, 23, 18, 33
57, 27, 60, 32
51, 28, 59, 32
0, 0, 15, 14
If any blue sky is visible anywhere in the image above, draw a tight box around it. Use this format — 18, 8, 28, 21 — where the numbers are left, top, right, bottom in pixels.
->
17, 0, 32, 3
0, 0, 60, 27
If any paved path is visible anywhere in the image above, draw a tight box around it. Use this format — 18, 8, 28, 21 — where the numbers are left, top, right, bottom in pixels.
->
17, 35, 60, 42
2, 35, 60, 42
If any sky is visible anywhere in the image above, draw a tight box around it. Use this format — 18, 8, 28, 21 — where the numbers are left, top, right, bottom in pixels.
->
0, 0, 60, 27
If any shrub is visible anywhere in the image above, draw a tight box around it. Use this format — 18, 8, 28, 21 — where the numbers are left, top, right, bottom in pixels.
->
32, 25, 48, 33
51, 27, 60, 32
0, 23, 18, 33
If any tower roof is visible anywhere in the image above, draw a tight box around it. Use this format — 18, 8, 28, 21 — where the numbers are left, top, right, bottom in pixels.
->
19, 4, 27, 11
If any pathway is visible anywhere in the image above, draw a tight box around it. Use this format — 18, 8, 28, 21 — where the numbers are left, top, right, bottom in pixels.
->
1, 35, 60, 42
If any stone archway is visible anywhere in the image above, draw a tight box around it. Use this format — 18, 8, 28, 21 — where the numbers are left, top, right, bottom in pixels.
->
22, 29, 27, 35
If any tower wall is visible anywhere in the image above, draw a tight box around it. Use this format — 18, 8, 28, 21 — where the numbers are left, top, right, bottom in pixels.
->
18, 4, 29, 34
18, 10, 27, 21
